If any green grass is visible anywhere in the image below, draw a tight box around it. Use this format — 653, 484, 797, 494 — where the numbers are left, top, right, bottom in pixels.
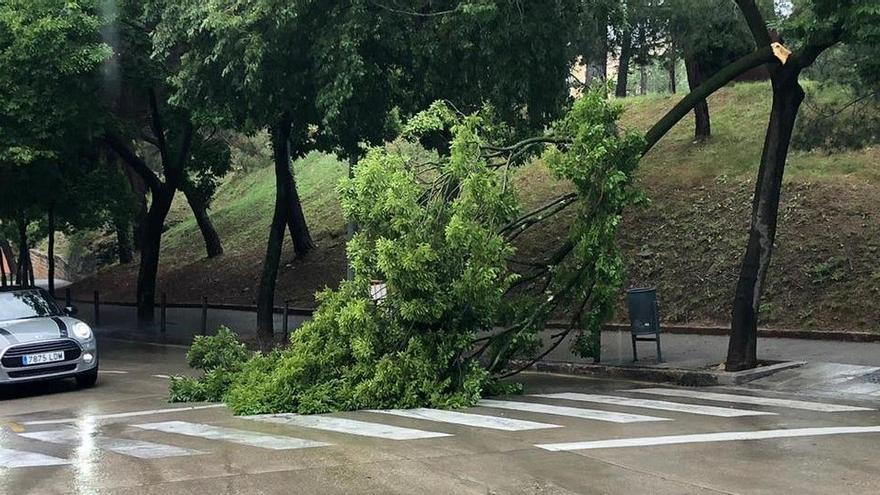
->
161, 151, 346, 265
618, 81, 879, 184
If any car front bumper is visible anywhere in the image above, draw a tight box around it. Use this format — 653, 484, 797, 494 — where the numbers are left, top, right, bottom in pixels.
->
0, 338, 97, 384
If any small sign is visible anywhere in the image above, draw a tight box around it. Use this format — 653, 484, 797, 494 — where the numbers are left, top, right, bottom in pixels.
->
370, 280, 387, 305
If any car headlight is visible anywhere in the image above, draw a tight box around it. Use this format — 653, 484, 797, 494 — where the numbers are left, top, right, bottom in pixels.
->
72, 322, 92, 339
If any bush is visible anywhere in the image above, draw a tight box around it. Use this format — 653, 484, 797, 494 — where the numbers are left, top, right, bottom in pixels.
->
793, 86, 880, 152
168, 326, 251, 403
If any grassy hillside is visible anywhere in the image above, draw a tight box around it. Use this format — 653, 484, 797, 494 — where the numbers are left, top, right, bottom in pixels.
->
71, 82, 880, 332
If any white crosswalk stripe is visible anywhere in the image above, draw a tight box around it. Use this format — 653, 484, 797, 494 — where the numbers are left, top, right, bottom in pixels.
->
0, 447, 69, 468
627, 388, 874, 412
370, 408, 562, 431
21, 404, 226, 426
20, 429, 203, 459
478, 399, 670, 423
535, 426, 880, 451
531, 393, 775, 417
132, 421, 331, 450
245, 413, 452, 440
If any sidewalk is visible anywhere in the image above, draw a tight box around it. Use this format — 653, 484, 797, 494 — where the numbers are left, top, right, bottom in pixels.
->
76, 300, 880, 398
537, 329, 880, 400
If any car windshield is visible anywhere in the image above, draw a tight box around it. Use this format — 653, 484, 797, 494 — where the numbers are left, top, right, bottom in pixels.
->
0, 290, 62, 322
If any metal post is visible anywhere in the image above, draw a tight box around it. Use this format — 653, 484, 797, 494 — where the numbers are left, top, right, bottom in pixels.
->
93, 290, 100, 327
160, 292, 167, 335
201, 296, 208, 336
65, 288, 71, 307
282, 300, 289, 341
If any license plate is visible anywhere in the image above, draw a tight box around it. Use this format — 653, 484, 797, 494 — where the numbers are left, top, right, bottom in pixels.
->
22, 351, 65, 366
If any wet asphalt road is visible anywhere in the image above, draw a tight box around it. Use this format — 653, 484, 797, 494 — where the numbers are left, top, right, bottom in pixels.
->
2, 338, 880, 494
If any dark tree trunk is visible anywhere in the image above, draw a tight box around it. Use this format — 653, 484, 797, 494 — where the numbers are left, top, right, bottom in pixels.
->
284, 171, 313, 256
639, 64, 648, 95
121, 161, 148, 251
115, 219, 134, 264
685, 57, 711, 141
184, 188, 223, 258
136, 187, 175, 321
615, 30, 632, 98
0, 239, 15, 285
47, 205, 56, 296
668, 59, 677, 93
16, 214, 30, 286
726, 68, 804, 371
637, 26, 648, 96
256, 119, 293, 352
0, 241, 7, 286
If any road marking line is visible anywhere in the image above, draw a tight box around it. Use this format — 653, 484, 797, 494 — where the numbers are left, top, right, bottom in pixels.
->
478, 400, 670, 423
21, 404, 226, 426
626, 388, 874, 412
132, 421, 331, 450
20, 429, 203, 459
0, 447, 70, 468
370, 408, 562, 431
152, 374, 171, 379
531, 393, 775, 418
536, 426, 880, 451
98, 370, 129, 374
246, 414, 452, 440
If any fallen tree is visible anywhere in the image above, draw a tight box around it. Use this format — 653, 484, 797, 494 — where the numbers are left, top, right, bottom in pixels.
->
170, 91, 644, 413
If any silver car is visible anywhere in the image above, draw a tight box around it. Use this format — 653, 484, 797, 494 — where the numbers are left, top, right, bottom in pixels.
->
0, 287, 98, 387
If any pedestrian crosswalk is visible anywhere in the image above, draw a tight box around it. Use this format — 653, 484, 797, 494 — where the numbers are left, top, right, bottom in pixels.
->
19, 428, 203, 459
2, 387, 876, 469
626, 388, 874, 412
246, 413, 452, 440
478, 399, 670, 423
132, 421, 331, 450
370, 408, 562, 431
531, 392, 776, 417
0, 447, 69, 468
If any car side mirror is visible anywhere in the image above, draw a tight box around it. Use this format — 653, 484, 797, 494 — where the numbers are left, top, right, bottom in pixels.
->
65, 305, 78, 316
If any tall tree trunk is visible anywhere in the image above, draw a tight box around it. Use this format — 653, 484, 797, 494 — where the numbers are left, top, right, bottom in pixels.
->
284, 170, 313, 256
257, 119, 293, 351
639, 64, 648, 95
668, 59, 677, 93
0, 241, 7, 287
615, 30, 632, 97
726, 68, 804, 371
121, 162, 148, 251
115, 218, 134, 264
637, 26, 648, 96
685, 57, 711, 140
47, 204, 55, 296
0, 239, 17, 284
183, 188, 223, 258
0, 239, 14, 286
136, 187, 175, 321
16, 214, 29, 286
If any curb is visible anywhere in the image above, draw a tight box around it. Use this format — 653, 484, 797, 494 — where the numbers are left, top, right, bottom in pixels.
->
514, 360, 807, 387
596, 323, 880, 343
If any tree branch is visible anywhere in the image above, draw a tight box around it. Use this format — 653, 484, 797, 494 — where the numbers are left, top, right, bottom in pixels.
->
103, 133, 162, 193
643, 46, 777, 154
734, 0, 771, 48
148, 88, 170, 169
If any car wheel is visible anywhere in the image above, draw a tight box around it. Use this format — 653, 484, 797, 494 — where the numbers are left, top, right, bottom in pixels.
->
75, 367, 98, 388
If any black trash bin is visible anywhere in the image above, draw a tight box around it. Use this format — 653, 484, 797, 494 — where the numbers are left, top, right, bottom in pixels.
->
625, 287, 662, 362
